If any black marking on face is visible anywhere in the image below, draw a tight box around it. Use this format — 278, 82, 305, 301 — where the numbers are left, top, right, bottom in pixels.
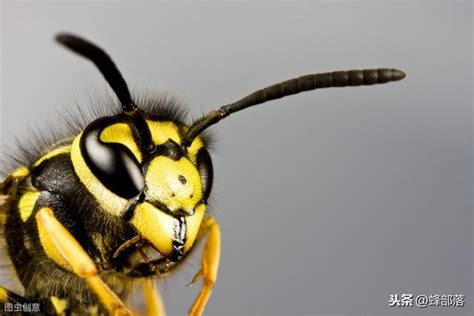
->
178, 175, 187, 185
154, 139, 184, 161
122, 192, 145, 221
169, 216, 186, 262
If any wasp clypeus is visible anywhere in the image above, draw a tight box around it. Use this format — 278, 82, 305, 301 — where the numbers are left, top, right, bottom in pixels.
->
0, 33, 406, 315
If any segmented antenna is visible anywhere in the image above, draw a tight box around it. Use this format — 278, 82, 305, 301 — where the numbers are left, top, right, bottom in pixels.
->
56, 33, 154, 152
183, 68, 406, 146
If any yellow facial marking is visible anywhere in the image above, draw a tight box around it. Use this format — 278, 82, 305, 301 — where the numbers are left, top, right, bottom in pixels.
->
147, 119, 205, 162
133, 156, 206, 255
100, 123, 142, 162
184, 203, 206, 252
19, 191, 40, 222
131, 202, 206, 257
131, 202, 179, 256
147, 120, 181, 145
70, 119, 208, 219
145, 156, 203, 213
50, 296, 68, 314
71, 134, 128, 215
33, 146, 71, 167
188, 137, 205, 164
11, 166, 29, 178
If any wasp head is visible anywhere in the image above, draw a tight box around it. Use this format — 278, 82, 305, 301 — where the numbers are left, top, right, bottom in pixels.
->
71, 115, 212, 263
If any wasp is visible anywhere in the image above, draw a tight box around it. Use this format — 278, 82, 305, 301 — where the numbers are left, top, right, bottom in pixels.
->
0, 33, 405, 315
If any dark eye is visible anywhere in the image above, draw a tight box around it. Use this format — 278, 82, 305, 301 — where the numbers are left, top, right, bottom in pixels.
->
196, 148, 213, 202
80, 117, 144, 199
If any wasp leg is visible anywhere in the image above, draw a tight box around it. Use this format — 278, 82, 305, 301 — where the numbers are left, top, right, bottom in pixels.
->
188, 216, 221, 316
0, 285, 26, 303
35, 207, 132, 316
143, 279, 166, 316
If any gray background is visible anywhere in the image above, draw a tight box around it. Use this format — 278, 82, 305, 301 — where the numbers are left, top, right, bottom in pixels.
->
1, 1, 472, 316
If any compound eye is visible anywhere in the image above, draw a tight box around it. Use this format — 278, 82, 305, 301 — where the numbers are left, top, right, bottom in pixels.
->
80, 117, 145, 199
196, 148, 213, 202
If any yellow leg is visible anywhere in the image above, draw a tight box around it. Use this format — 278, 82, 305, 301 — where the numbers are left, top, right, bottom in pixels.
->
188, 216, 221, 316
35, 208, 132, 316
143, 279, 166, 316
0, 285, 24, 303
0, 286, 8, 302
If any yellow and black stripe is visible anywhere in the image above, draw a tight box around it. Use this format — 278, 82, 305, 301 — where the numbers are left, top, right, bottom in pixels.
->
1, 102, 213, 315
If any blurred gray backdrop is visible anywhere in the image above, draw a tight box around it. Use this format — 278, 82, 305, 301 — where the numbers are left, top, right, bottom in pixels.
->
1, 1, 472, 316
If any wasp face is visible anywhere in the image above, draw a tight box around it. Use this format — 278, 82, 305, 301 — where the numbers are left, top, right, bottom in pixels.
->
71, 116, 213, 262
130, 143, 207, 261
